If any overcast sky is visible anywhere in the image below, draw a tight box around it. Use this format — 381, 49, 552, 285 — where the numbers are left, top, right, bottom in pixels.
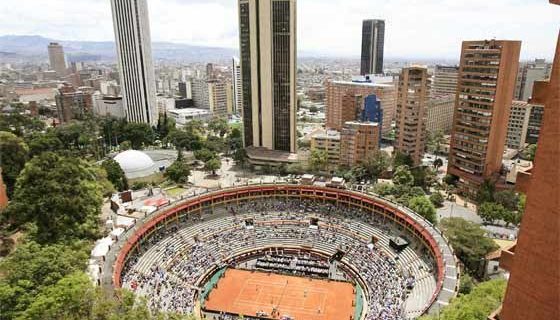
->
0, 0, 558, 59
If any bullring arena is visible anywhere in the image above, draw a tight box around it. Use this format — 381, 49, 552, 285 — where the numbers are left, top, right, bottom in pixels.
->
101, 185, 459, 320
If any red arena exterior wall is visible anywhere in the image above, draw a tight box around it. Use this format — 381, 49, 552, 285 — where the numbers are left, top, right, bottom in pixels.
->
110, 185, 451, 314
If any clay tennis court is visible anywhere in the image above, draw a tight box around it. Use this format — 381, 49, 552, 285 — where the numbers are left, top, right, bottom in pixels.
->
203, 268, 356, 320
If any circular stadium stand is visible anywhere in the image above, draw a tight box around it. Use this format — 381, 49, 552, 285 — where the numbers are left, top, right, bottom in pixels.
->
102, 184, 459, 319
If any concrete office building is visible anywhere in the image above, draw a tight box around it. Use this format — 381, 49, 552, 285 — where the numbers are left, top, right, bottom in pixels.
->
394, 66, 430, 166
506, 101, 532, 150
310, 129, 341, 170
426, 94, 455, 134
55, 83, 94, 123
208, 80, 229, 118
238, 0, 297, 155
167, 108, 212, 127
191, 78, 210, 110
206, 63, 215, 80
48, 42, 67, 77
232, 57, 243, 114
94, 96, 126, 119
110, 0, 157, 125
340, 121, 380, 167
514, 59, 552, 101
431, 65, 459, 97
360, 19, 385, 75
448, 40, 521, 196
178, 82, 188, 99
326, 80, 395, 135
526, 104, 544, 144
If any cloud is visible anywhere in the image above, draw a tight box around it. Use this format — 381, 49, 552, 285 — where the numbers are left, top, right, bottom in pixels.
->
0, 0, 558, 59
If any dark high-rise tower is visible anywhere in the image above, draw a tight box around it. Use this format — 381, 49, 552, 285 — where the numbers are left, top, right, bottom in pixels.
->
238, 0, 297, 154
360, 19, 385, 75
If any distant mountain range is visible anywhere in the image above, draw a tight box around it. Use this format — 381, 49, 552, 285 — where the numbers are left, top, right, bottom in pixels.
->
0, 35, 238, 62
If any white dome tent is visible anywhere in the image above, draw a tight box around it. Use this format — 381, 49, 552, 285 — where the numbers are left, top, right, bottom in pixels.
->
114, 150, 157, 179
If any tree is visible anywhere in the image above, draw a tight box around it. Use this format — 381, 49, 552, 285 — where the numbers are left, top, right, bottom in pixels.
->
309, 149, 329, 172
165, 160, 191, 184
17, 272, 97, 320
524, 144, 537, 161
0, 241, 90, 318
433, 158, 444, 170
122, 122, 155, 150
156, 113, 175, 140
408, 196, 437, 224
119, 140, 132, 151
493, 190, 519, 212
393, 151, 414, 168
426, 130, 445, 155
194, 148, 218, 163
208, 117, 229, 138
204, 135, 226, 154
233, 147, 248, 168
0, 132, 29, 198
101, 159, 129, 192
227, 127, 243, 155
412, 166, 436, 190
26, 131, 63, 157
458, 273, 475, 295
439, 218, 499, 277
168, 129, 203, 152
12, 271, 196, 320
476, 179, 496, 204
54, 121, 98, 154
99, 116, 128, 149
0, 106, 45, 137
429, 192, 445, 208
443, 174, 459, 186
183, 119, 205, 136
373, 183, 396, 197
393, 165, 414, 187
4, 153, 103, 243
478, 202, 507, 225
420, 279, 506, 320
360, 151, 391, 182
204, 158, 221, 176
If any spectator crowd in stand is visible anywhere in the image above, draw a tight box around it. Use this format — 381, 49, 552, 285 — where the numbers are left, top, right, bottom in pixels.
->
121, 198, 434, 320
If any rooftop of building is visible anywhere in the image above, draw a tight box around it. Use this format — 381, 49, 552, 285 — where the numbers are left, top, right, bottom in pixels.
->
246, 147, 299, 163
168, 108, 211, 116
330, 80, 393, 88
344, 121, 380, 127
311, 129, 341, 140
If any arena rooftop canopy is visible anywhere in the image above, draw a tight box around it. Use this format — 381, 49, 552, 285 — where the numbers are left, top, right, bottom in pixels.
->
101, 184, 459, 317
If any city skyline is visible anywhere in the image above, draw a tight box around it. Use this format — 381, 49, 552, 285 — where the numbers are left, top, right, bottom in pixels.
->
0, 0, 558, 60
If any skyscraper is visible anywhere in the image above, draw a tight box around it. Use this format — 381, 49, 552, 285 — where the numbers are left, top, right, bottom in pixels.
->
448, 40, 521, 196
48, 42, 67, 77
232, 57, 243, 115
360, 19, 385, 75
394, 66, 430, 165
238, 0, 297, 154
110, 0, 157, 125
